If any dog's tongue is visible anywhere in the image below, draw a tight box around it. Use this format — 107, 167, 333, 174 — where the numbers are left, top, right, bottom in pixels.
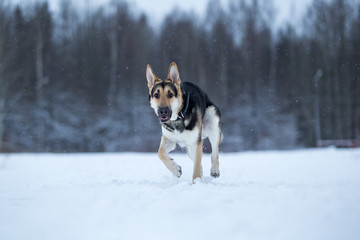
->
161, 116, 168, 120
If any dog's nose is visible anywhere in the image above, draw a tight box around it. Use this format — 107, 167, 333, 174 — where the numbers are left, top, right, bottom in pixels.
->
158, 107, 169, 116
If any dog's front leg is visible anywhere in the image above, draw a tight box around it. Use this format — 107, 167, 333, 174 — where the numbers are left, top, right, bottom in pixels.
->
158, 136, 182, 178
188, 138, 203, 183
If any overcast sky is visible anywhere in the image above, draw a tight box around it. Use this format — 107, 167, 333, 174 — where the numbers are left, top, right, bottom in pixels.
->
9, 0, 314, 30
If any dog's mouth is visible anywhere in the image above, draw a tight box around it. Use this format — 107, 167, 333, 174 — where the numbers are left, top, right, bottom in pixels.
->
157, 107, 172, 123
159, 116, 170, 123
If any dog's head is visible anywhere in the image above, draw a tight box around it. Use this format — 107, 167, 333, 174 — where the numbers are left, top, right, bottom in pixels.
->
146, 62, 183, 123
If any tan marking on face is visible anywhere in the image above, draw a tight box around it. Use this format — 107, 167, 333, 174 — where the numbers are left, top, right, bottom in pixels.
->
148, 78, 162, 95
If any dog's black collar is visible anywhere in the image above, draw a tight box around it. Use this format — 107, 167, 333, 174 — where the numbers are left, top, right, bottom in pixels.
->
177, 91, 190, 120
163, 123, 175, 132
162, 91, 190, 132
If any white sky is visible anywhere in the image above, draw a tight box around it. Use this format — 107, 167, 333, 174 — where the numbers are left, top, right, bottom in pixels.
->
131, 0, 313, 29
9, 0, 314, 30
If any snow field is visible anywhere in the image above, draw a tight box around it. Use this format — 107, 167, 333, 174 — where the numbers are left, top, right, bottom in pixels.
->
0, 148, 360, 240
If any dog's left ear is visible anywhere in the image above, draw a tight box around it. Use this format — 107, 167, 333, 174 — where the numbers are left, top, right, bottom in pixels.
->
167, 62, 181, 86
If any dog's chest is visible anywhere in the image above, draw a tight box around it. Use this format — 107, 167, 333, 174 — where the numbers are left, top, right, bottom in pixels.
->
161, 122, 199, 147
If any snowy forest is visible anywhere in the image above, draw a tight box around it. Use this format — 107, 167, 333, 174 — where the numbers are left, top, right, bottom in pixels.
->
0, 0, 359, 152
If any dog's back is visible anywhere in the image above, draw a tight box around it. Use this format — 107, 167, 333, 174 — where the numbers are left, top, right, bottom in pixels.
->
181, 81, 220, 119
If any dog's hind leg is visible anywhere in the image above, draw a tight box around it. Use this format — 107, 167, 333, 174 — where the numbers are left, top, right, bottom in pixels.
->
204, 106, 221, 178
209, 130, 221, 178
158, 136, 182, 178
207, 119, 221, 178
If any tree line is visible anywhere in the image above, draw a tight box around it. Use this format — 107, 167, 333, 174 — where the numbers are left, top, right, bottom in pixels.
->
0, 0, 359, 152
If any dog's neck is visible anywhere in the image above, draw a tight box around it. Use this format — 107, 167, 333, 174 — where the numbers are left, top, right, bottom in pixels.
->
161, 89, 190, 133
177, 90, 190, 120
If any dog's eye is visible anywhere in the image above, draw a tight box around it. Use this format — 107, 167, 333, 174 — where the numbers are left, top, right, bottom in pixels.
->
168, 92, 174, 98
154, 93, 159, 99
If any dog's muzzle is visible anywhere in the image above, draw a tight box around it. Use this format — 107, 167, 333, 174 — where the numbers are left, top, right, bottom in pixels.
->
158, 107, 172, 123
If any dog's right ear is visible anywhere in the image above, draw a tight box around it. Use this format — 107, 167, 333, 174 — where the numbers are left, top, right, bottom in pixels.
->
146, 64, 161, 89
146, 64, 157, 89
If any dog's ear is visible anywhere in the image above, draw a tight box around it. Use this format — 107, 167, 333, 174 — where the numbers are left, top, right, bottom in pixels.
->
167, 62, 181, 86
146, 64, 158, 89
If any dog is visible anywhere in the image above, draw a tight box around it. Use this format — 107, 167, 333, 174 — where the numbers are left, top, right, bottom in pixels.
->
146, 62, 222, 182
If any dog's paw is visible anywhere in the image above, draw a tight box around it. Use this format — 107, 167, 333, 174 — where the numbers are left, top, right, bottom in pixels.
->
210, 168, 220, 178
171, 164, 182, 178
192, 177, 202, 184
177, 165, 182, 177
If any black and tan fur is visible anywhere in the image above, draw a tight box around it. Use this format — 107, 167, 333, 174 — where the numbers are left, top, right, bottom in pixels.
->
146, 62, 222, 183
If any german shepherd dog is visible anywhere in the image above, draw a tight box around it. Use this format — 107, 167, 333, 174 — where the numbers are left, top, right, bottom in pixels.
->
146, 62, 222, 182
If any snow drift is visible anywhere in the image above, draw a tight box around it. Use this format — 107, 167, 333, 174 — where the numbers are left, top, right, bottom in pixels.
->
0, 148, 359, 240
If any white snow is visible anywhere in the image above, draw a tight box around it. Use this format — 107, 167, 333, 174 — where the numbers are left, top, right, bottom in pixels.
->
1, 148, 360, 240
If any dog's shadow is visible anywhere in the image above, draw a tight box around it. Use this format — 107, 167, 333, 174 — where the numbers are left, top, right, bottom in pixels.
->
112, 175, 218, 188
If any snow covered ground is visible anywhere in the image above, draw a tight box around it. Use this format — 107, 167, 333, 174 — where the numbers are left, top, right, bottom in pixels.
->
0, 148, 360, 240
